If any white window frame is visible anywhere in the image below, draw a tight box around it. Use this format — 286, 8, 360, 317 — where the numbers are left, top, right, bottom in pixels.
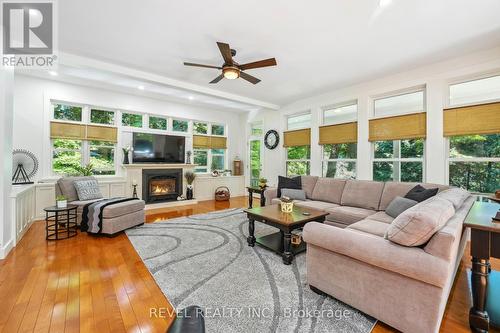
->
89, 107, 116, 126
372, 86, 426, 118
172, 118, 190, 133
148, 114, 168, 131
285, 146, 311, 177
372, 139, 425, 182
286, 111, 312, 131
210, 123, 226, 137
88, 140, 117, 175
447, 71, 500, 108
322, 100, 358, 125
193, 121, 209, 135
121, 111, 144, 129
321, 143, 357, 179
284, 112, 311, 176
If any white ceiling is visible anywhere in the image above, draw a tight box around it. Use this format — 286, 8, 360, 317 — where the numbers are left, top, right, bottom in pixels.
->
55, 0, 500, 107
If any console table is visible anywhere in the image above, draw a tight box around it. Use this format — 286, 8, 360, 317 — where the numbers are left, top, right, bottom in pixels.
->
465, 201, 500, 332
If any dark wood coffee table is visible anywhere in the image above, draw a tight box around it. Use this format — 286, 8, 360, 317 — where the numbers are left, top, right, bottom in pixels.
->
244, 204, 328, 265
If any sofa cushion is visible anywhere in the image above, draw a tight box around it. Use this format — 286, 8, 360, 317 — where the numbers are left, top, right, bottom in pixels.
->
294, 200, 339, 211
74, 179, 103, 201
385, 197, 455, 247
378, 182, 449, 210
385, 196, 418, 218
57, 176, 97, 202
404, 184, 439, 202
368, 211, 395, 224
325, 206, 377, 226
435, 188, 471, 209
301, 176, 319, 199
311, 178, 346, 204
102, 200, 145, 218
277, 176, 301, 198
347, 219, 390, 237
341, 180, 384, 210
281, 188, 306, 201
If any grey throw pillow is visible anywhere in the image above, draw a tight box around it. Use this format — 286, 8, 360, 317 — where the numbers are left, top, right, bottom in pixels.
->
281, 188, 306, 201
74, 179, 103, 201
385, 196, 418, 218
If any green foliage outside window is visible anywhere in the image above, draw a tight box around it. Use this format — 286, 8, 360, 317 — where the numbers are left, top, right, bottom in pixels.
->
250, 140, 261, 186
211, 124, 225, 136
54, 104, 82, 122
173, 119, 188, 132
211, 149, 225, 170
90, 109, 115, 125
323, 143, 357, 179
149, 116, 167, 130
449, 134, 500, 193
52, 139, 82, 175
122, 113, 143, 127
90, 141, 115, 175
194, 150, 208, 173
373, 139, 424, 182
193, 122, 208, 134
286, 146, 310, 176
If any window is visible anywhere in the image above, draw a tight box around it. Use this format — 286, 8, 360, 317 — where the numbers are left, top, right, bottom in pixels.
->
53, 104, 82, 122
323, 103, 357, 125
122, 113, 143, 127
149, 116, 167, 130
287, 113, 311, 130
322, 143, 357, 179
286, 146, 310, 176
194, 149, 208, 173
374, 90, 424, 117
193, 122, 208, 134
250, 122, 263, 136
448, 134, 500, 193
90, 109, 115, 125
373, 139, 424, 182
173, 119, 188, 132
450, 75, 500, 106
89, 141, 115, 175
52, 139, 83, 175
211, 149, 225, 170
211, 124, 225, 136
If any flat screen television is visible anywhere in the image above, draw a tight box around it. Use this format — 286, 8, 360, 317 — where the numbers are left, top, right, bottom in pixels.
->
132, 133, 185, 163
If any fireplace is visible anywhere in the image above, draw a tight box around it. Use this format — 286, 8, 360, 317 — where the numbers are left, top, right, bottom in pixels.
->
142, 169, 182, 204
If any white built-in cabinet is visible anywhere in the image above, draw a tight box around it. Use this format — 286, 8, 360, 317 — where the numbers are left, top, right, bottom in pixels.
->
10, 185, 36, 246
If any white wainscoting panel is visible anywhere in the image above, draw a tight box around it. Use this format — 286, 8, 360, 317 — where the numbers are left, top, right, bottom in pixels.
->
193, 176, 245, 201
10, 185, 36, 246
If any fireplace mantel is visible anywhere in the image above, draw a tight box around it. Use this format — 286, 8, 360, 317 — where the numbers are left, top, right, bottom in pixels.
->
122, 163, 196, 169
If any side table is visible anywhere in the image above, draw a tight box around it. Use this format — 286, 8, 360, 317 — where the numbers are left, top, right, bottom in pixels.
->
44, 204, 78, 240
246, 186, 266, 208
464, 201, 500, 332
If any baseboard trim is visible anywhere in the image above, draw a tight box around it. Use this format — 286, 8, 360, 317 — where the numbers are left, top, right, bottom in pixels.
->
0, 239, 14, 260
145, 199, 198, 210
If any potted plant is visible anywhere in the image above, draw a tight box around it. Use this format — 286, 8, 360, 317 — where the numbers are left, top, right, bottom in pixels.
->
258, 178, 268, 189
185, 171, 196, 200
56, 195, 67, 208
73, 163, 94, 176
122, 145, 132, 164
186, 150, 192, 164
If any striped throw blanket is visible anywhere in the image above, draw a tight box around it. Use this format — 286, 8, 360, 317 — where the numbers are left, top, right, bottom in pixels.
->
81, 197, 138, 234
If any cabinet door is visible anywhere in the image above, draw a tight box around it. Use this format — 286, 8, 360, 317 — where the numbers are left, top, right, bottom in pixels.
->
36, 185, 56, 218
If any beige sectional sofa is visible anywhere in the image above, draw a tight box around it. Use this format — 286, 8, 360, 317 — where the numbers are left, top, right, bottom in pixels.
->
264, 176, 474, 333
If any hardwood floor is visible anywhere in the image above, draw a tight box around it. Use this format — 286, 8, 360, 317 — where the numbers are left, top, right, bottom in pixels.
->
0, 196, 498, 333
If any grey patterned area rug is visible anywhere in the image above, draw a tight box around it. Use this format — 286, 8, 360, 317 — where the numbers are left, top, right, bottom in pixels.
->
126, 208, 376, 333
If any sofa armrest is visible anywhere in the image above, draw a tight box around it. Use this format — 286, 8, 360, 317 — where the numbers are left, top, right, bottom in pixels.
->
264, 187, 278, 203
303, 222, 450, 288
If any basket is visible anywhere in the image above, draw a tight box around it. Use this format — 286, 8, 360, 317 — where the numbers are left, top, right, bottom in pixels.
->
215, 186, 230, 201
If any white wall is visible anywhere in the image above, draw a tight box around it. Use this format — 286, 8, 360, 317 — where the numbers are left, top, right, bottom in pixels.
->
243, 47, 500, 187
0, 68, 15, 259
13, 75, 246, 180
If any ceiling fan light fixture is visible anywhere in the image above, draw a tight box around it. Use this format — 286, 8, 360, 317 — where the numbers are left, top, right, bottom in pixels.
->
223, 66, 240, 80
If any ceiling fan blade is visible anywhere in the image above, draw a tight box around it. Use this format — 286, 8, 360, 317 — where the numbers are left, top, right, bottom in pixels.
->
217, 42, 233, 65
240, 71, 261, 84
184, 62, 222, 69
209, 74, 224, 84
239, 58, 277, 71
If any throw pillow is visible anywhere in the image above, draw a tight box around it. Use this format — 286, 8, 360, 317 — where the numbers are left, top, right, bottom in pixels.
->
404, 184, 438, 202
277, 176, 301, 198
385, 196, 418, 218
281, 188, 306, 201
435, 188, 470, 209
385, 197, 455, 247
74, 179, 103, 201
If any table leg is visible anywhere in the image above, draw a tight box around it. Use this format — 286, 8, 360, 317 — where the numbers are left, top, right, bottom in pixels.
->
248, 191, 253, 209
282, 232, 293, 265
45, 211, 49, 240
470, 257, 490, 333
260, 192, 266, 207
67, 210, 70, 238
55, 212, 59, 240
247, 218, 256, 247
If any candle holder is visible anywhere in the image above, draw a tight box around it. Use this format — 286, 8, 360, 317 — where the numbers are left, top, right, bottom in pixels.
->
132, 184, 138, 199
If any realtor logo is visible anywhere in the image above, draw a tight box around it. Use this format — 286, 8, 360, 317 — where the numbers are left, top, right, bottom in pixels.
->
2, 1, 57, 68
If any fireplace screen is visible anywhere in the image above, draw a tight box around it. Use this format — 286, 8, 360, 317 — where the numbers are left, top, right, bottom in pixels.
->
149, 178, 176, 196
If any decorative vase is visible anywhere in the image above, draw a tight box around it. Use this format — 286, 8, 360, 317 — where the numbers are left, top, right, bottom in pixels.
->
123, 152, 130, 165
281, 201, 293, 213
186, 185, 193, 200
56, 200, 67, 208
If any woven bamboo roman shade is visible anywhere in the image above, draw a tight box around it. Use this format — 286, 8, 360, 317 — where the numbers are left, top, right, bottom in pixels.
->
369, 112, 426, 141
50, 122, 86, 140
444, 102, 500, 136
319, 122, 357, 145
283, 128, 311, 147
86, 125, 118, 142
193, 135, 227, 149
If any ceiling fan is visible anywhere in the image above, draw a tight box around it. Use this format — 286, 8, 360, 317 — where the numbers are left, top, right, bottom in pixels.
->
183, 42, 277, 84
